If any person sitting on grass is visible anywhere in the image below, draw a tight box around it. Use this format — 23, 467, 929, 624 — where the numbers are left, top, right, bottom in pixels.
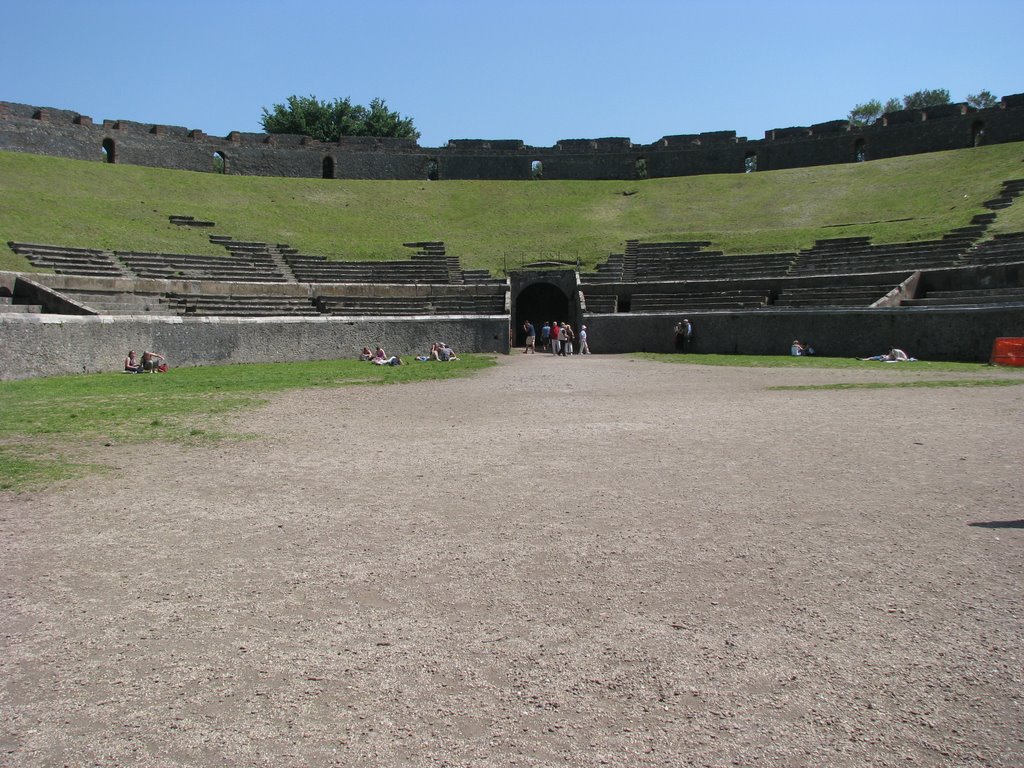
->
141, 351, 166, 372
124, 350, 142, 373
791, 340, 816, 356
359, 346, 373, 361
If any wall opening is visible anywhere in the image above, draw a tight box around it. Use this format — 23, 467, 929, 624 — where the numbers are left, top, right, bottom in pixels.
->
743, 152, 758, 173
854, 139, 867, 162
617, 293, 632, 313
101, 138, 115, 164
531, 160, 543, 180
972, 121, 986, 147
514, 282, 569, 346
426, 159, 439, 181
213, 151, 226, 174
322, 156, 335, 179
635, 158, 648, 180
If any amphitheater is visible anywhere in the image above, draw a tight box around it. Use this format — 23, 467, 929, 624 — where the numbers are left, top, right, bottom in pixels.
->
1, 99, 1024, 767
2, 96, 1024, 377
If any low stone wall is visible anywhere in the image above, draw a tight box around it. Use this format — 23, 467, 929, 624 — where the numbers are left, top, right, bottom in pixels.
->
0, 314, 509, 380
583, 306, 1024, 362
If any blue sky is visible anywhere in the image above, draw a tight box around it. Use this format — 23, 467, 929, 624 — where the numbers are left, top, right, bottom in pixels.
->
2, 0, 1021, 148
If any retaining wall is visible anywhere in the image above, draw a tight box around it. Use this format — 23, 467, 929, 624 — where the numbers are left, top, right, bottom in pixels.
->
582, 306, 1024, 362
0, 314, 509, 381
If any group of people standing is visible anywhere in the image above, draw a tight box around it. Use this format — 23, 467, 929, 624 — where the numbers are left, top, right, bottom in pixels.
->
522, 320, 590, 355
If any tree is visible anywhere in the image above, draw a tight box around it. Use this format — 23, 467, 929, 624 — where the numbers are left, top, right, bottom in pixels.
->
360, 98, 419, 140
882, 97, 902, 114
967, 90, 998, 109
848, 99, 883, 127
901, 88, 951, 110
261, 94, 420, 142
849, 89, 957, 127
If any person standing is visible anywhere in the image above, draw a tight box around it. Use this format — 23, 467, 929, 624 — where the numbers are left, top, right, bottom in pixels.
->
579, 325, 590, 354
550, 322, 561, 356
561, 323, 574, 356
541, 321, 551, 352
523, 320, 536, 353
674, 318, 693, 352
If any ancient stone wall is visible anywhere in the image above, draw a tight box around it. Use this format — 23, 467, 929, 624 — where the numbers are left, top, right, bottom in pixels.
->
0, 313, 509, 381
2, 96, 1023, 181
582, 304, 1024, 362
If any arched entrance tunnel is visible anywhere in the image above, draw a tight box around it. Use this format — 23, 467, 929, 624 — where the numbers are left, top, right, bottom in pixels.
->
513, 281, 570, 347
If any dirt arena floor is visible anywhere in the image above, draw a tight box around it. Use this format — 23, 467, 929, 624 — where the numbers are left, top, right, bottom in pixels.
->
2, 354, 1022, 767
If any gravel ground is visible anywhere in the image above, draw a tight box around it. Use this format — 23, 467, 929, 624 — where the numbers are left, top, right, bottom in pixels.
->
2, 354, 1022, 767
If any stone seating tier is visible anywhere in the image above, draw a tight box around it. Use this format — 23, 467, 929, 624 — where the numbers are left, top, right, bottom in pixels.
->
285, 254, 454, 284
163, 294, 320, 317
630, 291, 770, 312
460, 269, 506, 284
115, 251, 287, 282
317, 295, 505, 316
8, 242, 126, 277
51, 288, 169, 314
902, 286, 1024, 307
966, 233, 1024, 265
0, 296, 41, 313
791, 239, 968, 274
775, 284, 896, 303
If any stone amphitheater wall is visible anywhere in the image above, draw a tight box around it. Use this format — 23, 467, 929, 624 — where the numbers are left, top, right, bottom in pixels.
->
583, 304, 1024, 362
2, 95, 1023, 181
0, 312, 509, 381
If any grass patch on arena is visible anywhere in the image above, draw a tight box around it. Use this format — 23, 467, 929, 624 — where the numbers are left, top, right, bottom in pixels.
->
632, 353, 1022, 373
0, 447, 101, 491
0, 356, 495, 491
771, 378, 1024, 391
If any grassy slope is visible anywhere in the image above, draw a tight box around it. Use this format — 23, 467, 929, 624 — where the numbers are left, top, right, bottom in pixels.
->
2, 142, 1023, 274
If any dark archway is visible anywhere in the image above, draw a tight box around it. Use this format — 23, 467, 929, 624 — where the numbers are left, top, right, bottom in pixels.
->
743, 151, 758, 173
514, 282, 569, 346
972, 121, 986, 147
854, 138, 867, 162
322, 156, 335, 179
101, 138, 115, 163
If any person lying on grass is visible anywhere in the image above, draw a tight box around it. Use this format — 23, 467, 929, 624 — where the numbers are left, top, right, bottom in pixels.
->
859, 348, 914, 362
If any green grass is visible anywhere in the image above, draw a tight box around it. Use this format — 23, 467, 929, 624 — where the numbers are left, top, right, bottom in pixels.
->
0, 356, 495, 491
2, 141, 1023, 274
770, 379, 1024, 391
633, 352, 1024, 374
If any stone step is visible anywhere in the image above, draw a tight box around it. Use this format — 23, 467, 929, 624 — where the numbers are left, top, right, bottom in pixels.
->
903, 295, 1024, 306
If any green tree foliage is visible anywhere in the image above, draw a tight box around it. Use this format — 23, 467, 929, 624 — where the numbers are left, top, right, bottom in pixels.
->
850, 89, 959, 127
261, 95, 420, 142
882, 97, 903, 114
967, 90, 999, 109
848, 99, 883, 127
902, 88, 951, 110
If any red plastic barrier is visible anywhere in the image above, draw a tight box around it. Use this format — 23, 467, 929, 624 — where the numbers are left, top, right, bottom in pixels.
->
990, 337, 1024, 367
